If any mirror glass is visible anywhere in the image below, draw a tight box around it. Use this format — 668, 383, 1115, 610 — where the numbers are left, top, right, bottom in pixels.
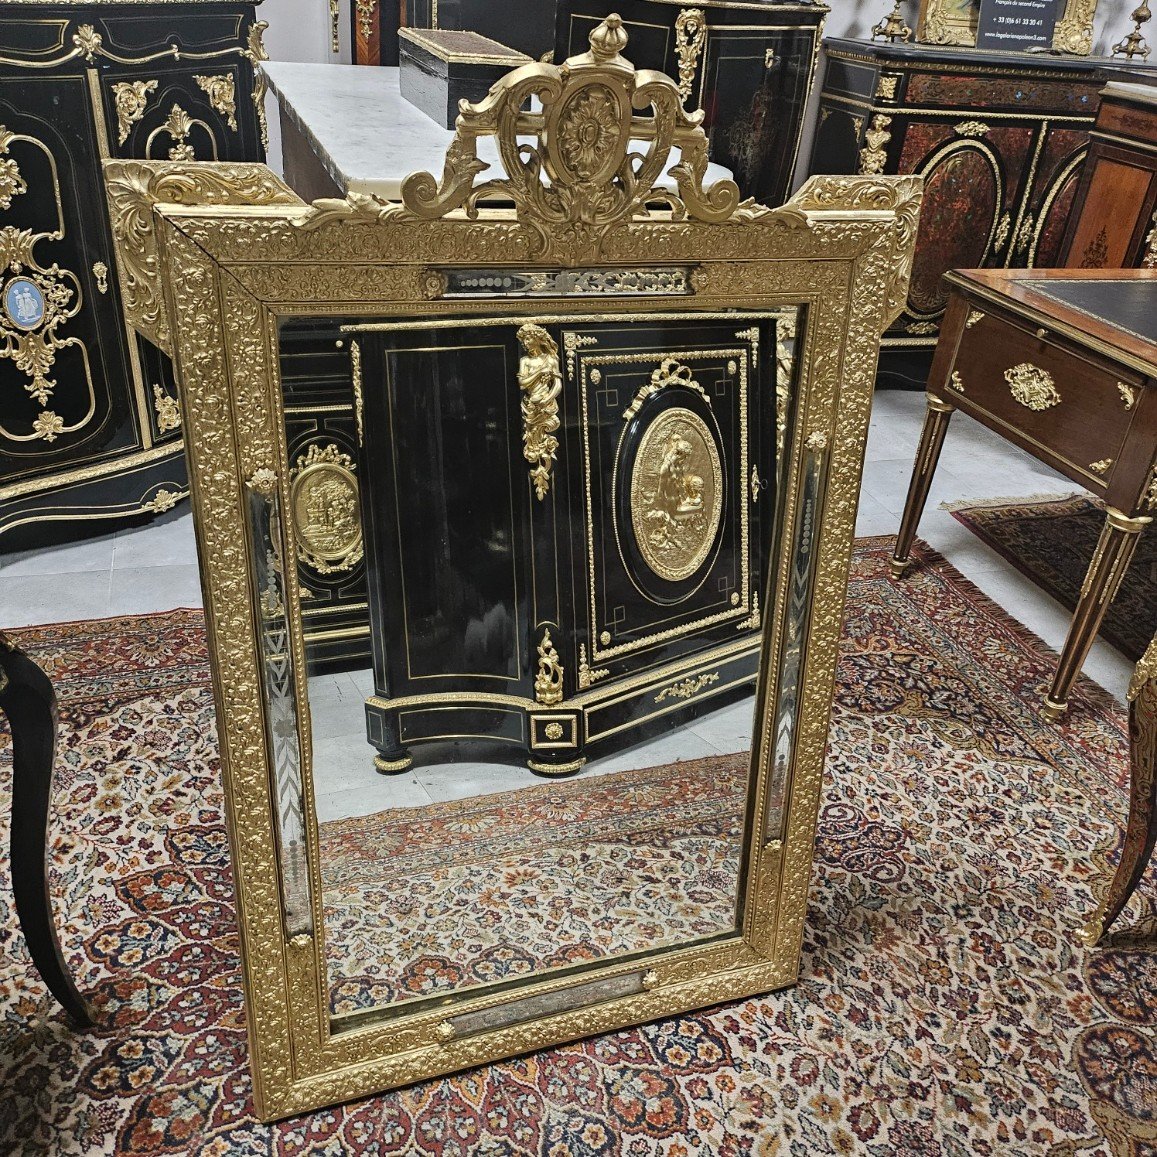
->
265, 306, 802, 1029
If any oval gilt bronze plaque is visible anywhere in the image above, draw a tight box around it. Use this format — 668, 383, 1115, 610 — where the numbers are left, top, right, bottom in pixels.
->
289, 444, 363, 573
630, 407, 723, 583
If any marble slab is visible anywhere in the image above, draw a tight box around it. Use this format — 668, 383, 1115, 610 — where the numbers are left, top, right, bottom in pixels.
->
263, 61, 733, 202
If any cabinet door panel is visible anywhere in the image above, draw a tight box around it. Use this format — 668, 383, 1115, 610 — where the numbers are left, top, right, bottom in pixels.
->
1017, 127, 1087, 268
908, 141, 1002, 317
699, 27, 819, 204
0, 74, 136, 483
1063, 156, 1152, 269
361, 327, 530, 698
570, 317, 772, 680
1030, 154, 1085, 268
103, 64, 251, 162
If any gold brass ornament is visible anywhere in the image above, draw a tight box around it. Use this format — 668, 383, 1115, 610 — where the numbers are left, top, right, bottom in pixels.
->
534, 628, 564, 705
195, 73, 239, 132
622, 356, 712, 421
1119, 382, 1136, 410
631, 407, 724, 583
858, 115, 892, 176
288, 443, 364, 575
577, 643, 610, 689
106, 14, 921, 1121
112, 79, 157, 145
356, 0, 377, 41
152, 383, 181, 432
517, 322, 562, 500
674, 8, 706, 105
872, 0, 913, 42
0, 126, 25, 211
92, 262, 109, 295
654, 672, 720, 703
1005, 362, 1061, 412
876, 75, 900, 100
396, 14, 751, 265
1112, 0, 1152, 58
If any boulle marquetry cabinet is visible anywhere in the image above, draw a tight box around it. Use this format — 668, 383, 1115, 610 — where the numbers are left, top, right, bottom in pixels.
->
807, 38, 1139, 384
356, 311, 785, 775
1060, 80, 1157, 270
0, 2, 267, 546
555, 0, 828, 206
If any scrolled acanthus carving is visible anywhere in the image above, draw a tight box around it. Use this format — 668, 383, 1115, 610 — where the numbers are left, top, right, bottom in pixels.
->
395, 16, 749, 265
102, 160, 302, 354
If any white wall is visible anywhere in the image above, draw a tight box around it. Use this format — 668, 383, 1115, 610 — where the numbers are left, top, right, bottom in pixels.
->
257, 0, 352, 172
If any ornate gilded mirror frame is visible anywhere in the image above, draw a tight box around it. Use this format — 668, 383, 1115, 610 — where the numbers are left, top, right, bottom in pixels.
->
106, 18, 919, 1121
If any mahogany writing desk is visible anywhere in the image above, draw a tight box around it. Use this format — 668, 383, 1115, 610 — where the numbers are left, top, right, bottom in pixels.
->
892, 269, 1157, 722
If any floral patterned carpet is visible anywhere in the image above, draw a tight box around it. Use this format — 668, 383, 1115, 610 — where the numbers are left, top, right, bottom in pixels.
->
2, 537, 1155, 1155
322, 757, 744, 1017
950, 492, 1157, 661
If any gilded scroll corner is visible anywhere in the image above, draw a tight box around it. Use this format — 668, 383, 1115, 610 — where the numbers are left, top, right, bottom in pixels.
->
517, 323, 562, 500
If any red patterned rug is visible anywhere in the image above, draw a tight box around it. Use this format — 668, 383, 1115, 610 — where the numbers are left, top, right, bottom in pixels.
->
950, 492, 1157, 661
2, 537, 1155, 1155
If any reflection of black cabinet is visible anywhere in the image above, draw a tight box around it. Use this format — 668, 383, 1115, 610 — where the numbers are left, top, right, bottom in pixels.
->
355, 314, 779, 775
0, 3, 266, 545
278, 322, 371, 670
554, 0, 826, 207
805, 38, 1136, 384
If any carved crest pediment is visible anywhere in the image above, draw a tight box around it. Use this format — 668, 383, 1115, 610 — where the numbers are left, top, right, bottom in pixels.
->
389, 15, 750, 264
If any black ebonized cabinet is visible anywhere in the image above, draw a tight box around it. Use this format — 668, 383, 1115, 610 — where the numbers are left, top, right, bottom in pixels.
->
354, 313, 779, 774
403, 0, 559, 61
554, 0, 827, 207
806, 38, 1152, 385
277, 322, 371, 670
0, 2, 266, 547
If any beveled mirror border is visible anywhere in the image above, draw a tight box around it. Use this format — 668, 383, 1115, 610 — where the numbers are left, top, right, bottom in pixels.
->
104, 22, 920, 1120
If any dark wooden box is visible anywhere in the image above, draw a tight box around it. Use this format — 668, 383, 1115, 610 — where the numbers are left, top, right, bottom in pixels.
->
405, 0, 559, 61
398, 28, 530, 128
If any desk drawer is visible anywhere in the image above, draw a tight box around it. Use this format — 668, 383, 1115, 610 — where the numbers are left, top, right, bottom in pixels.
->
947, 310, 1139, 487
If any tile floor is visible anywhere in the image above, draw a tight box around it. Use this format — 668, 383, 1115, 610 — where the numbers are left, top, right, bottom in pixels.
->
1, 390, 1134, 820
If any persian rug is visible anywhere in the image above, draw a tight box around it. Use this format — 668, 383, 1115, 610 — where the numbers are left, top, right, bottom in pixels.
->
2, 538, 1155, 1156
322, 758, 744, 1016
949, 491, 1157, 661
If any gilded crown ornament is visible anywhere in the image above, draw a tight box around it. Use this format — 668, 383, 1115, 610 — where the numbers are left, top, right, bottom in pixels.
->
394, 14, 749, 264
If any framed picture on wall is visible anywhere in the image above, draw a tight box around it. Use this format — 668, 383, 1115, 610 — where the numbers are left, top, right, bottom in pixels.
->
917, 0, 1096, 52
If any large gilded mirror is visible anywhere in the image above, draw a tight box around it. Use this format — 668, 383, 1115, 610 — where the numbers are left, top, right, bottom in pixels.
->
105, 18, 919, 1121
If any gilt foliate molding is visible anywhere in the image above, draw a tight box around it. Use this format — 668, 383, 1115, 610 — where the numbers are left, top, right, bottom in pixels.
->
112, 80, 157, 146
102, 160, 302, 354
195, 73, 239, 132
391, 14, 752, 265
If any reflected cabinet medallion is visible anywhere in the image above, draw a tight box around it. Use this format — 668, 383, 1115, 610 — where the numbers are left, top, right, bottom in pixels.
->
110, 16, 920, 1122
630, 405, 723, 583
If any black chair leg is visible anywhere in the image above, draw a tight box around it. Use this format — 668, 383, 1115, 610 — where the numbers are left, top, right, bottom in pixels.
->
0, 633, 93, 1028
